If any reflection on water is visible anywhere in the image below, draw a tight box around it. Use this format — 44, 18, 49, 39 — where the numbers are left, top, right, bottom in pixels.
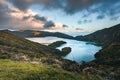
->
27, 37, 102, 63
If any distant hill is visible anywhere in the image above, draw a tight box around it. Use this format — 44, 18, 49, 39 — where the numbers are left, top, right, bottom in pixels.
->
5, 30, 74, 39
75, 24, 120, 46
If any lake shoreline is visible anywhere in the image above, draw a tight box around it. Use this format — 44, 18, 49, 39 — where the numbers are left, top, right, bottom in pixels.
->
27, 37, 102, 63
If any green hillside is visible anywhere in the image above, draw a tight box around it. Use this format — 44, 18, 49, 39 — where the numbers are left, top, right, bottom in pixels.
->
76, 24, 120, 80
75, 24, 120, 46
0, 59, 82, 80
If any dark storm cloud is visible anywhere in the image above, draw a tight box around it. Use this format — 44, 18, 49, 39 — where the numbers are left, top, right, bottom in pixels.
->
33, 15, 56, 28
8, 0, 120, 15
97, 15, 105, 20
63, 24, 69, 28
33, 15, 47, 22
44, 21, 55, 28
8, 0, 64, 11
64, 0, 102, 14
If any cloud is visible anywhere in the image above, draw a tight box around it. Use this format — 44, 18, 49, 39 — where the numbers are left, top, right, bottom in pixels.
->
63, 24, 69, 28
1, 0, 120, 30
110, 14, 120, 21
8, 0, 64, 11
44, 21, 55, 28
78, 19, 92, 24
0, 0, 65, 30
7, 0, 120, 24
33, 14, 47, 22
8, 0, 120, 16
76, 28, 84, 31
97, 15, 105, 20
0, 0, 10, 25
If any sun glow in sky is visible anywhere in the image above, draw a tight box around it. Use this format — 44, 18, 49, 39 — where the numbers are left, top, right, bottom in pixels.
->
0, 0, 120, 34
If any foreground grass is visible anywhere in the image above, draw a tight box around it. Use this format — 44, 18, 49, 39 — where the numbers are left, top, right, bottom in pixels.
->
0, 59, 81, 80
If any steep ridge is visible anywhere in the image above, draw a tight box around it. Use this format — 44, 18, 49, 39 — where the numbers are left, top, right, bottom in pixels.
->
75, 24, 120, 46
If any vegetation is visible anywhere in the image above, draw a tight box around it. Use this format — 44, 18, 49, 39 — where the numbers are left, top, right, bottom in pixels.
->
75, 24, 120, 80
61, 47, 71, 56
0, 30, 109, 80
48, 41, 66, 48
0, 31, 61, 59
0, 24, 120, 80
0, 31, 82, 80
6, 30, 74, 39
0, 59, 81, 80
75, 24, 120, 46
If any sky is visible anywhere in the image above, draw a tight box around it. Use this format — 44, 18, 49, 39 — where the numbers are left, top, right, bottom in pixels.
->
0, 0, 120, 34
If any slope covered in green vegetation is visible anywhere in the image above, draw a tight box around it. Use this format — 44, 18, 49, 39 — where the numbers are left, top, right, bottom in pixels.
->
0, 59, 81, 80
76, 24, 120, 80
0, 31, 62, 59
75, 24, 120, 46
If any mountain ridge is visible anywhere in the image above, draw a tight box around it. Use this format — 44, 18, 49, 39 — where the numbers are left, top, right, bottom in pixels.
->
4, 30, 74, 39
75, 24, 120, 46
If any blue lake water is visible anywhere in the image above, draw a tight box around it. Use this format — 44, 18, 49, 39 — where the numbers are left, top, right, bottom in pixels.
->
27, 37, 102, 63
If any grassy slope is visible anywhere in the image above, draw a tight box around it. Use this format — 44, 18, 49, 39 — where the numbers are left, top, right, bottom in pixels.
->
0, 59, 80, 80
0, 31, 61, 59
0, 59, 105, 80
